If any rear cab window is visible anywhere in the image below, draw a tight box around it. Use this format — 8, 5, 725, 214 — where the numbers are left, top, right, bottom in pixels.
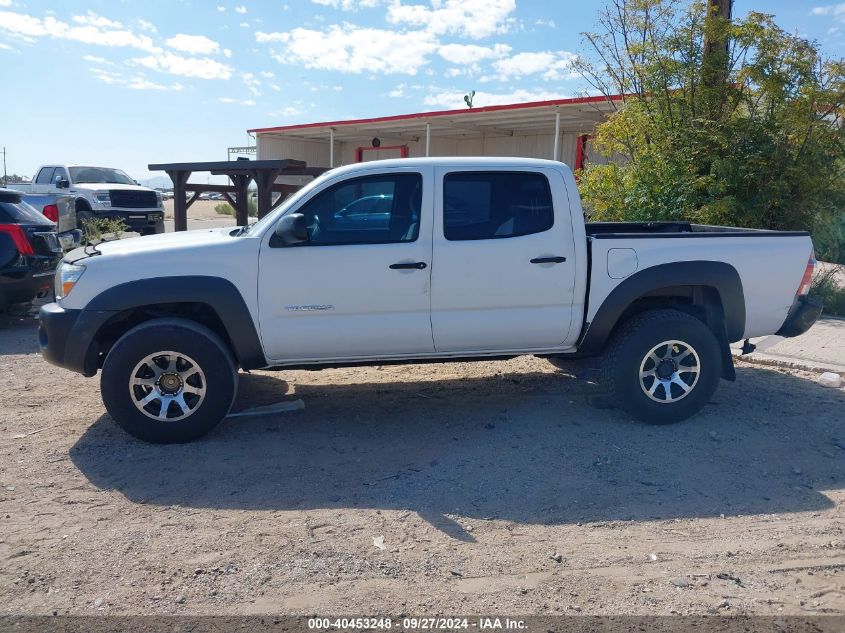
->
443, 171, 554, 241
35, 167, 56, 185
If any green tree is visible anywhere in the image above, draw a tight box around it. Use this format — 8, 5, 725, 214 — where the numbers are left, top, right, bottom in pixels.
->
575, 0, 845, 263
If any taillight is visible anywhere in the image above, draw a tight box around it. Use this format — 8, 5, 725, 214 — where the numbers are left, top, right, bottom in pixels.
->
42, 204, 59, 223
0, 224, 35, 256
797, 249, 816, 296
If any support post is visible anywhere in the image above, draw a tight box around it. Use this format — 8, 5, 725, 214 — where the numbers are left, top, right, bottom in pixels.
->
167, 169, 191, 232
553, 111, 560, 161
231, 174, 252, 227
252, 169, 281, 219
425, 123, 431, 157
329, 128, 334, 168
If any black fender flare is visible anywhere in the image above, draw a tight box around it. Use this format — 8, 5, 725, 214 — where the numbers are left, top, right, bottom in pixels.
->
83, 276, 266, 370
578, 261, 746, 358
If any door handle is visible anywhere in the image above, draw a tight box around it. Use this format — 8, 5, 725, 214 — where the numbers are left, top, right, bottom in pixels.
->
530, 256, 567, 264
389, 261, 428, 270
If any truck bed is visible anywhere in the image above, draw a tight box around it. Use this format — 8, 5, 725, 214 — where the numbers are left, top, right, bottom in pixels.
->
584, 221, 814, 342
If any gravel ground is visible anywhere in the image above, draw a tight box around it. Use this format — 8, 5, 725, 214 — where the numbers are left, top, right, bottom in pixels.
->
0, 312, 843, 616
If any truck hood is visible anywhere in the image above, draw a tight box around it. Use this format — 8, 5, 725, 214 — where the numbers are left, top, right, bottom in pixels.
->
66, 227, 238, 263
72, 183, 155, 192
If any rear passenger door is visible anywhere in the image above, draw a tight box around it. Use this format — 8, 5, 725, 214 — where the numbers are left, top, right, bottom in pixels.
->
431, 167, 578, 352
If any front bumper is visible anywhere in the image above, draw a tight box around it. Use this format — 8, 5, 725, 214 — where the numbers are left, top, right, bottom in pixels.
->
38, 302, 113, 376
776, 296, 823, 338
94, 209, 164, 229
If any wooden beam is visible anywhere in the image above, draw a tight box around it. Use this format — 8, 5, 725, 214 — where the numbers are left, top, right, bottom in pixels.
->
184, 191, 201, 211
166, 169, 191, 232
184, 184, 237, 193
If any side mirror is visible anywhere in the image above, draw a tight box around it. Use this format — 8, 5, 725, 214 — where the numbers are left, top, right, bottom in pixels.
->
273, 213, 309, 245
56, 179, 70, 189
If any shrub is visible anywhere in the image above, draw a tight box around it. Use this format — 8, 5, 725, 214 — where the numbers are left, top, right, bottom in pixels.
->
81, 217, 127, 244
810, 266, 845, 317
214, 197, 258, 218
576, 0, 845, 262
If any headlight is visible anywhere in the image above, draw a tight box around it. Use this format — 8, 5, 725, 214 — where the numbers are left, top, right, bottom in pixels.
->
55, 262, 85, 299
93, 192, 111, 207
156, 191, 163, 207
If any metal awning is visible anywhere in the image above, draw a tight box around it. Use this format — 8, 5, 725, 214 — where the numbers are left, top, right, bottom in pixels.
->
250, 95, 615, 138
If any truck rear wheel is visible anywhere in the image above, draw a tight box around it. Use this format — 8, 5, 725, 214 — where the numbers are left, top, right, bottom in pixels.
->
101, 318, 238, 443
601, 309, 721, 425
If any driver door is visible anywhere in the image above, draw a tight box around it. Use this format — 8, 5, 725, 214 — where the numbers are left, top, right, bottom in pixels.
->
257, 167, 434, 362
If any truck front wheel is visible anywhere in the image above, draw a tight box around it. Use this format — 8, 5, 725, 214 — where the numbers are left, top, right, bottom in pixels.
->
601, 309, 721, 425
101, 318, 238, 443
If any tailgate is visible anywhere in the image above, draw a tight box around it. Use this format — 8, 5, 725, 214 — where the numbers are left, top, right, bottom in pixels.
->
53, 195, 77, 234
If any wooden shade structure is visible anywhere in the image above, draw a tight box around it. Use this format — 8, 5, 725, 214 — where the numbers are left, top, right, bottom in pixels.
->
147, 159, 328, 231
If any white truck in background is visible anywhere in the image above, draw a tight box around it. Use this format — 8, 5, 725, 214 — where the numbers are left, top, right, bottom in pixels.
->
9, 165, 165, 235
38, 157, 822, 443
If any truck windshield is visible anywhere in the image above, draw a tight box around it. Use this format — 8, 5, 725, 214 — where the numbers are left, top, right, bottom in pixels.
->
69, 167, 136, 185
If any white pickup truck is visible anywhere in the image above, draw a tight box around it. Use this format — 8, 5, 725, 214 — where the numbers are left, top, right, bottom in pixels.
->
38, 158, 822, 443
9, 164, 165, 235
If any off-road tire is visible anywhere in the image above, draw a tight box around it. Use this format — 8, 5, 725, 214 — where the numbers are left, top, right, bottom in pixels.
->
601, 309, 721, 425
101, 318, 237, 443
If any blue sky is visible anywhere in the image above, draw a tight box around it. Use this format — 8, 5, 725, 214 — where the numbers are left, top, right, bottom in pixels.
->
1, 0, 843, 181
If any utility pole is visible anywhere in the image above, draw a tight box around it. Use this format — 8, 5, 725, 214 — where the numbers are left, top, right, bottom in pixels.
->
2, 147, 6, 188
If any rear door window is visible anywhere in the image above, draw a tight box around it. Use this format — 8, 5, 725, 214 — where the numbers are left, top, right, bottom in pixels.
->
443, 171, 553, 241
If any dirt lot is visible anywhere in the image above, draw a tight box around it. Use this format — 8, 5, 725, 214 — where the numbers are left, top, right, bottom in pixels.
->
1, 311, 844, 617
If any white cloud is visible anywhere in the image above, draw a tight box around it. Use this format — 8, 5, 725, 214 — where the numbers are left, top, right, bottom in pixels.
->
387, 0, 516, 39
82, 54, 113, 65
0, 0, 12, 6
260, 70, 274, 78
0, 41, 17, 51
311, 0, 380, 9
269, 105, 304, 116
0, 10, 160, 52
491, 50, 577, 81
137, 18, 157, 32
133, 52, 233, 79
536, 18, 555, 28
72, 12, 122, 29
240, 22, 249, 27
437, 43, 510, 65
166, 33, 221, 55
242, 71, 262, 95
388, 84, 405, 97
90, 67, 182, 91
258, 24, 437, 75
223, 48, 232, 57
424, 88, 569, 110
128, 77, 183, 91
235, 5, 247, 13
219, 97, 256, 105
811, 4, 845, 16
217, 5, 226, 11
